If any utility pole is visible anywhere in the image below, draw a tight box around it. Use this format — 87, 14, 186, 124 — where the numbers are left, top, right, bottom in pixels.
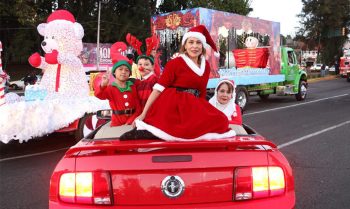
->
96, 0, 102, 71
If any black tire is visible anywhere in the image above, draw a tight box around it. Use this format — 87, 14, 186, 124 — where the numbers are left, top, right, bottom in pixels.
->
75, 113, 93, 141
10, 84, 18, 90
258, 94, 270, 101
236, 86, 249, 111
295, 80, 307, 101
347, 74, 350, 82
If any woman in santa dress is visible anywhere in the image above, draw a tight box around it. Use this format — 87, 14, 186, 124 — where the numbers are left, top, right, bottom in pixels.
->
134, 25, 235, 141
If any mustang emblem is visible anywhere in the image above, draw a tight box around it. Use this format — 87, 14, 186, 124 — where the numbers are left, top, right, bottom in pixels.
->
161, 175, 185, 198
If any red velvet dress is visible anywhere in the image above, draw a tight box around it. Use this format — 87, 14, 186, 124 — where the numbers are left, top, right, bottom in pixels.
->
136, 55, 235, 140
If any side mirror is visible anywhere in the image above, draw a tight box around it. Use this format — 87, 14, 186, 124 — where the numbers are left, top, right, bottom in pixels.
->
96, 109, 113, 119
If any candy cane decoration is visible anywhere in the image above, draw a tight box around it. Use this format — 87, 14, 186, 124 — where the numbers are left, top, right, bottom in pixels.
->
0, 41, 8, 106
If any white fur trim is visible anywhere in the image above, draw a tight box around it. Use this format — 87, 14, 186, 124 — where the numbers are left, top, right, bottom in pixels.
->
0, 96, 110, 143
153, 83, 165, 92
182, 32, 206, 45
142, 72, 154, 80
180, 54, 206, 76
136, 120, 236, 141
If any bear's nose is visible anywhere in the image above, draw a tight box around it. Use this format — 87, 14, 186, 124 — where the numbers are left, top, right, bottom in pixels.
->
41, 41, 46, 46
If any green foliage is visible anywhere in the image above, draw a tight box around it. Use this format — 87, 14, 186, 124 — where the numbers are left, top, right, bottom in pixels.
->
158, 0, 252, 15
1, 0, 252, 65
297, 0, 350, 64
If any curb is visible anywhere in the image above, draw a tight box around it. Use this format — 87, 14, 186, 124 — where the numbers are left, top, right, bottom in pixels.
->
308, 75, 338, 83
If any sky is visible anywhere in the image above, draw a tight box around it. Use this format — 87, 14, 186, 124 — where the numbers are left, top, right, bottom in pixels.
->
249, 0, 303, 37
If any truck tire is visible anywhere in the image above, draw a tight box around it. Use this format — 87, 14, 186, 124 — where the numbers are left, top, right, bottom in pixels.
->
236, 86, 249, 111
295, 80, 307, 101
9, 84, 19, 90
347, 74, 350, 82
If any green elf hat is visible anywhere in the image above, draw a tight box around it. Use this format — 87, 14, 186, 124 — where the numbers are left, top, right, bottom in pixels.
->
110, 41, 132, 76
111, 60, 132, 75
136, 55, 154, 65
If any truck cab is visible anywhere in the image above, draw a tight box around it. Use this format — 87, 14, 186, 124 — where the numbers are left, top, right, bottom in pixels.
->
280, 47, 308, 100
235, 47, 308, 109
340, 57, 350, 81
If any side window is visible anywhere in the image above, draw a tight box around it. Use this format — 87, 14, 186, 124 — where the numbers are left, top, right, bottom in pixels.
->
287, 51, 294, 65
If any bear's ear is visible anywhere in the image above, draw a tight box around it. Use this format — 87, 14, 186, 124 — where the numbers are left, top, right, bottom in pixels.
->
37, 23, 47, 36
74, 23, 84, 39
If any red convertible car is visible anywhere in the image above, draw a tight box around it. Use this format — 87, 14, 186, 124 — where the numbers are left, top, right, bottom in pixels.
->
49, 116, 295, 209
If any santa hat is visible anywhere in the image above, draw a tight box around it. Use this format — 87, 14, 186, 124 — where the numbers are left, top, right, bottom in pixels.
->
47, 10, 76, 23
37, 10, 84, 39
216, 79, 236, 92
182, 25, 220, 57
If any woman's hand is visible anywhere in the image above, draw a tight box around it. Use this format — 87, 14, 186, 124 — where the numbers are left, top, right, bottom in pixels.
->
132, 113, 146, 127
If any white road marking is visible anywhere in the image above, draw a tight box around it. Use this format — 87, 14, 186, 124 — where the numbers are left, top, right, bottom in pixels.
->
0, 147, 69, 162
277, 120, 350, 149
244, 94, 349, 116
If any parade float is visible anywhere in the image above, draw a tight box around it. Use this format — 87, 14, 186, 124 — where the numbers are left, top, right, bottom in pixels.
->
0, 10, 109, 144
151, 8, 308, 110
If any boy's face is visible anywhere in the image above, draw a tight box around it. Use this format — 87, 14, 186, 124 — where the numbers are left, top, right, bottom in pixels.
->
137, 58, 154, 77
114, 65, 130, 82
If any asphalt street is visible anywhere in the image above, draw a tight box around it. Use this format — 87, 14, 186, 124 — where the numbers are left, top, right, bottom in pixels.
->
244, 77, 350, 209
0, 77, 349, 209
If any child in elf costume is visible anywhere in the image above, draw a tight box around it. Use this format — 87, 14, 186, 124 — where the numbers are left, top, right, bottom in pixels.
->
126, 33, 161, 77
135, 55, 158, 109
126, 33, 160, 109
94, 42, 141, 127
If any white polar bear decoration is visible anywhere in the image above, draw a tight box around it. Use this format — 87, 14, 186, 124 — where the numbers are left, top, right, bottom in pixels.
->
28, 10, 89, 98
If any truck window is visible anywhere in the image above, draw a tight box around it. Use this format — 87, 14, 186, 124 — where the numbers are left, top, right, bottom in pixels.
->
288, 51, 295, 65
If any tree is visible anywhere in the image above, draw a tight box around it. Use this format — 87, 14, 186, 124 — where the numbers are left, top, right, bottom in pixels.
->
158, 0, 252, 15
1, 0, 252, 67
296, 0, 350, 65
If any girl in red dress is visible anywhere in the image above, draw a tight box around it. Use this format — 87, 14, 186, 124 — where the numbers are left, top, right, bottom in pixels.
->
209, 80, 242, 125
134, 25, 235, 141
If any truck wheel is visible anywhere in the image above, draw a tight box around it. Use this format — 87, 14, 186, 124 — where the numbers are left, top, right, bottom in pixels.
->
258, 94, 270, 101
347, 74, 350, 82
10, 84, 18, 90
236, 87, 249, 111
295, 80, 307, 101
